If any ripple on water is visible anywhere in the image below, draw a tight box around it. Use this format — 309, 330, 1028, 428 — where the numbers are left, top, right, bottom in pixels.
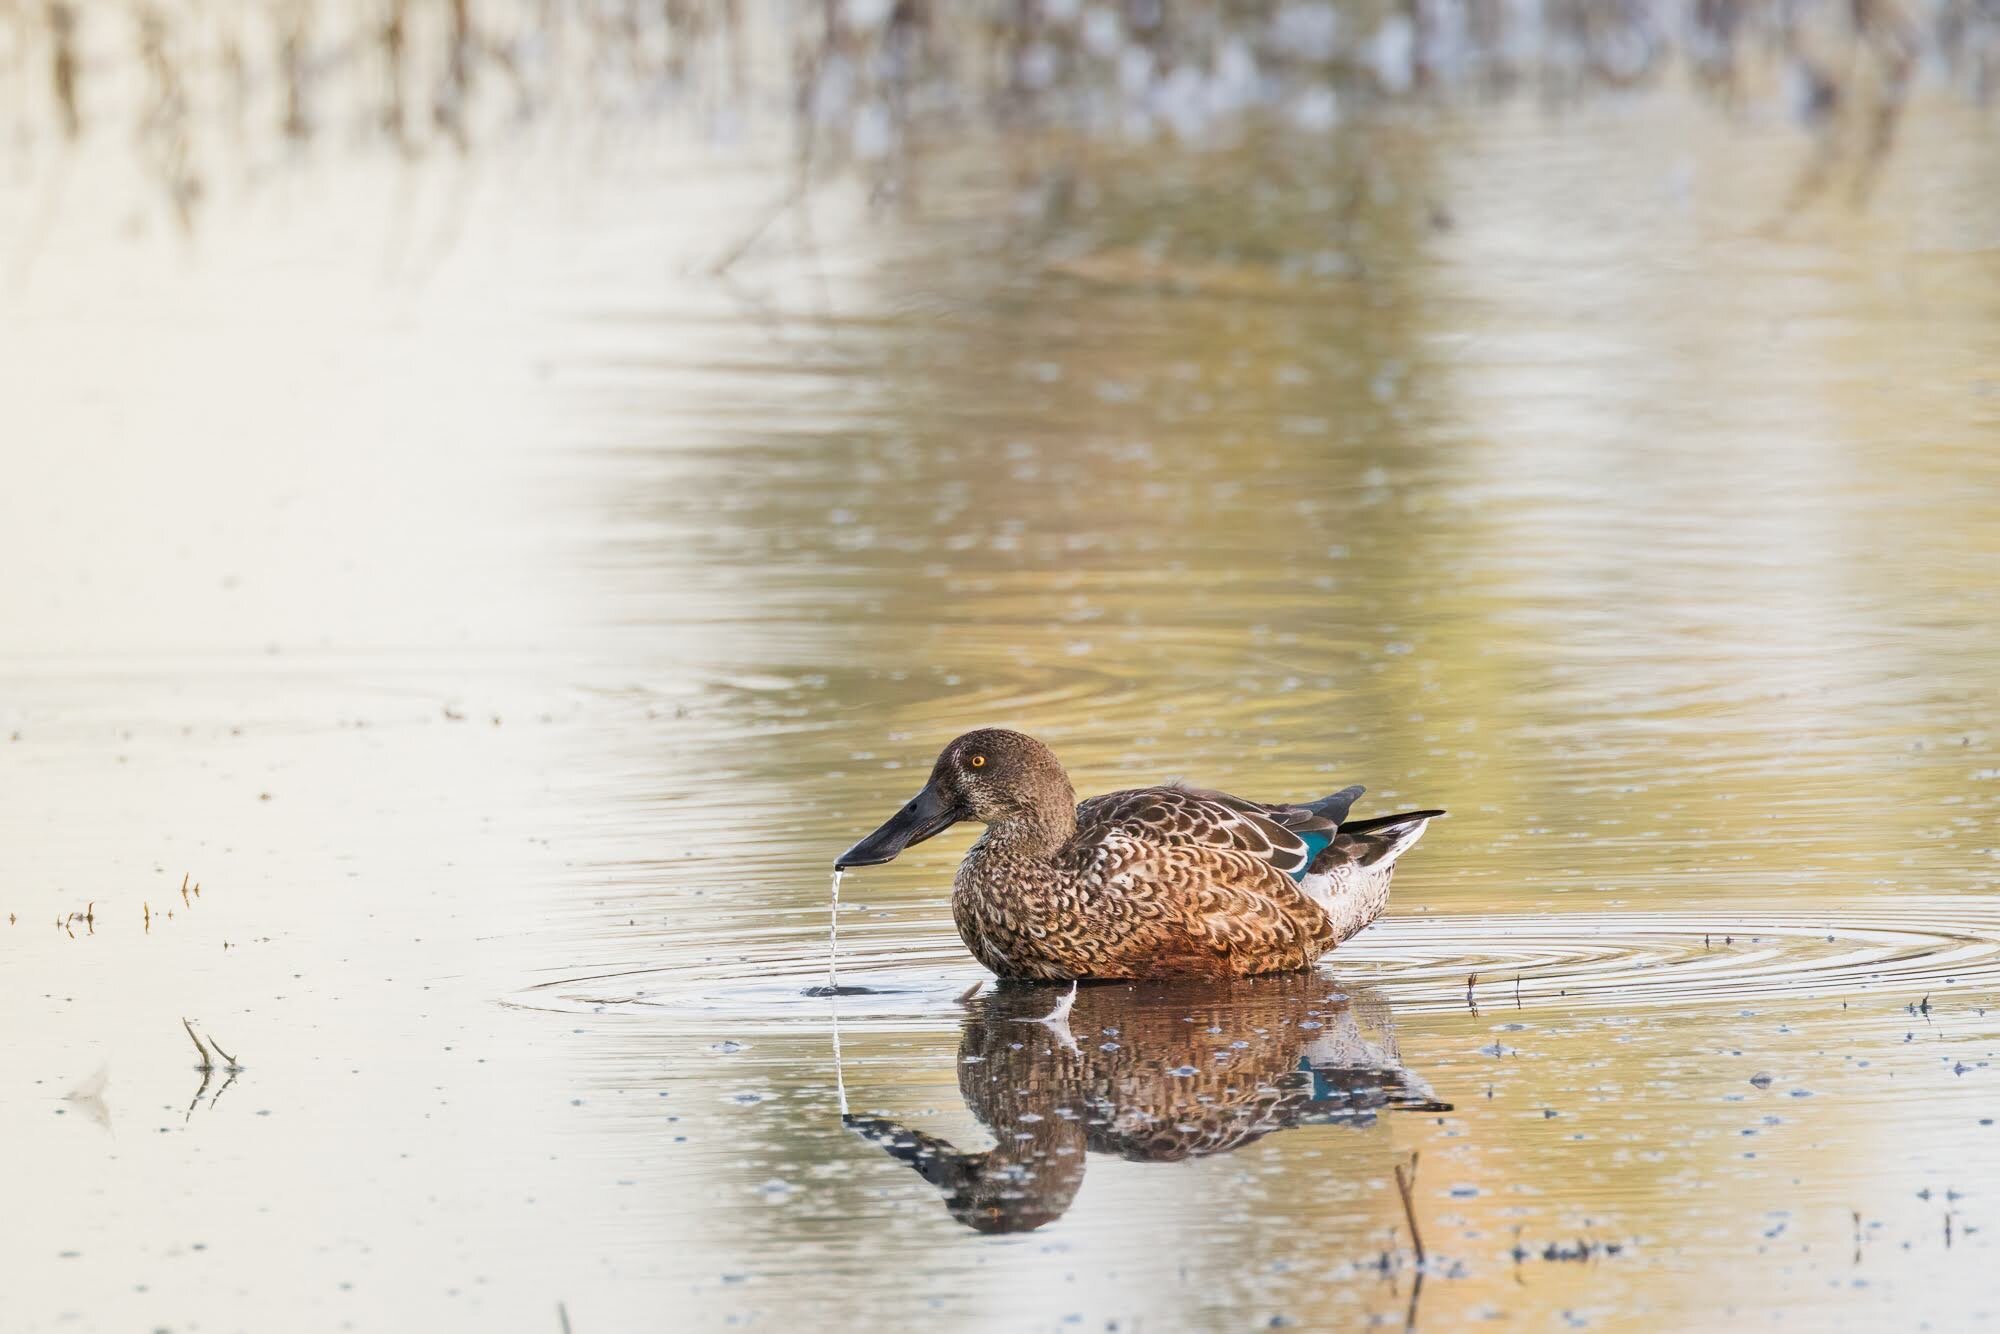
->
1344, 897, 2000, 1013
508, 896, 2000, 1029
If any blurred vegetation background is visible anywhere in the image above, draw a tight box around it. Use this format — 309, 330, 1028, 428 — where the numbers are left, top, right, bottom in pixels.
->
3, 0, 1992, 229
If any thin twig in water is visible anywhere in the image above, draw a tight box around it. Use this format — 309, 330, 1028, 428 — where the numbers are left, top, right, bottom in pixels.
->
206, 1031, 243, 1071
1395, 1151, 1426, 1330
185, 1063, 213, 1122
182, 1017, 214, 1072
1393, 1151, 1425, 1266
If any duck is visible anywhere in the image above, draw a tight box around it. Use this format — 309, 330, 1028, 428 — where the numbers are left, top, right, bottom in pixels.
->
834, 728, 1442, 981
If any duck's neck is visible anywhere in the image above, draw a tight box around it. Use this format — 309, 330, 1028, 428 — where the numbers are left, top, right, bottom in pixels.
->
982, 797, 1077, 862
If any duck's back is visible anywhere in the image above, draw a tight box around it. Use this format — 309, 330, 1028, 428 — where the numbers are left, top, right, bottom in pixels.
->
1073, 783, 1343, 875
1076, 782, 1442, 940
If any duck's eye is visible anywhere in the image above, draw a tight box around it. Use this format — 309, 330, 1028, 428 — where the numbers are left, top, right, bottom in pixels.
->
968, 754, 986, 769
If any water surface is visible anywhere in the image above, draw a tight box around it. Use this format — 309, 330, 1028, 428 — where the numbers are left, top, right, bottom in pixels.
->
4, 88, 1999, 1331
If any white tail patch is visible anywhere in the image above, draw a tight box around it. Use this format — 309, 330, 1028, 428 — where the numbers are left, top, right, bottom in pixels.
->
1369, 816, 1434, 871
1302, 816, 1436, 943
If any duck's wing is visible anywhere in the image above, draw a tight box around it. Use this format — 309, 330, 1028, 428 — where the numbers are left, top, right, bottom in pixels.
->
1077, 783, 1365, 882
1076, 784, 1334, 881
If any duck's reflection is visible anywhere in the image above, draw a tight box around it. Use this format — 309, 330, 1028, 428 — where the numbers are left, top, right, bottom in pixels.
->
845, 974, 1448, 1233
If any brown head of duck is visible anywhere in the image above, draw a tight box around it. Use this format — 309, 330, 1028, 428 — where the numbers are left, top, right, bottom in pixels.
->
835, 728, 1075, 869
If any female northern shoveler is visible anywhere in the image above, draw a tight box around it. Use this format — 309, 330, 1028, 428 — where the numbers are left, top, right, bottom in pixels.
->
834, 728, 1442, 981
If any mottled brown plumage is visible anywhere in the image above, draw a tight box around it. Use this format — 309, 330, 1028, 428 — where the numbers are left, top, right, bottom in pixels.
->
845, 975, 1449, 1233
836, 728, 1442, 981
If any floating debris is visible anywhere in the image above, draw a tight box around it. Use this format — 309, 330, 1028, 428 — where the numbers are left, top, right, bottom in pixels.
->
1513, 1235, 1627, 1264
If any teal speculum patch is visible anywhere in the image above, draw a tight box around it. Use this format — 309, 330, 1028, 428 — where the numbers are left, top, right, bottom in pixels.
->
1291, 830, 1335, 881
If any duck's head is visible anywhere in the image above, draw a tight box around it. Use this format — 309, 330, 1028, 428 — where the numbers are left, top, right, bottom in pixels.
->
835, 728, 1075, 869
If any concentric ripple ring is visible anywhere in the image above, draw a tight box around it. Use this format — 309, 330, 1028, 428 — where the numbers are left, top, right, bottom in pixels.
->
508, 896, 2000, 1027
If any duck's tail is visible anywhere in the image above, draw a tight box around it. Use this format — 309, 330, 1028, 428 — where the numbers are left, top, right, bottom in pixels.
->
1328, 808, 1445, 872
1299, 806, 1444, 943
